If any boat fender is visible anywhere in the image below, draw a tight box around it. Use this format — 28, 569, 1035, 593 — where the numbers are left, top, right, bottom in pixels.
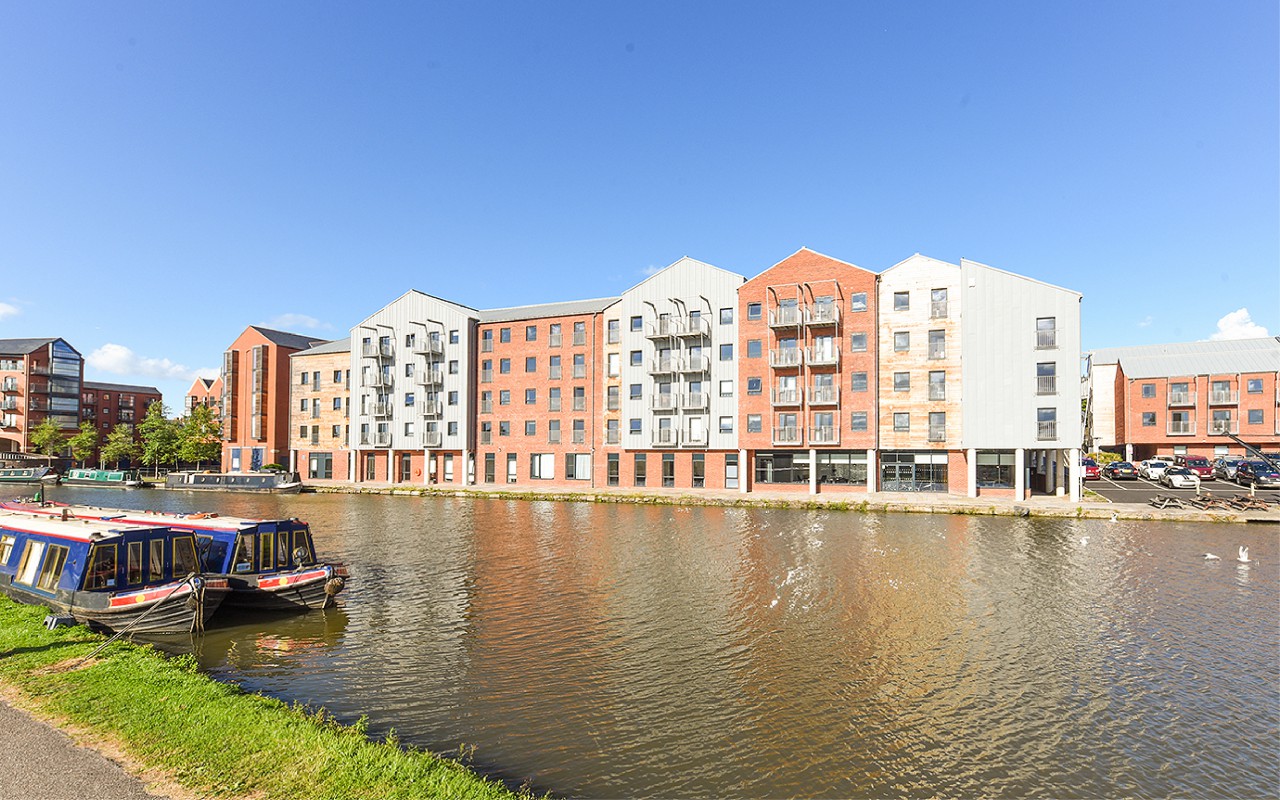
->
324, 577, 346, 596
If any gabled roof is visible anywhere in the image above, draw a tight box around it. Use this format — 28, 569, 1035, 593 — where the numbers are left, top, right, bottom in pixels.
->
479, 297, 620, 323
84, 380, 162, 395
1089, 337, 1280, 378
291, 337, 352, 357
620, 256, 746, 295
352, 289, 480, 330
960, 258, 1082, 298
248, 327, 327, 351
0, 337, 59, 355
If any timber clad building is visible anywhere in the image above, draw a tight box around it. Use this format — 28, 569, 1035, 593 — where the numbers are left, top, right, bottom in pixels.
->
279, 248, 1087, 500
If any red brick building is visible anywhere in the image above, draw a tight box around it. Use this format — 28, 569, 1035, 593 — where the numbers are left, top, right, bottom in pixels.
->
0, 337, 84, 457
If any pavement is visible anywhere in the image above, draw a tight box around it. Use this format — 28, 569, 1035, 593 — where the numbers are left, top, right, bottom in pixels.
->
0, 697, 167, 800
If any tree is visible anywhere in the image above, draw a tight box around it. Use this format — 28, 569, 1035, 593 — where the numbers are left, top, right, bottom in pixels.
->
67, 421, 99, 466
178, 404, 222, 469
100, 424, 140, 468
29, 418, 67, 457
137, 401, 179, 476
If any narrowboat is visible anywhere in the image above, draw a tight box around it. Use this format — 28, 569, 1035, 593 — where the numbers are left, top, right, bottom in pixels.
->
0, 465, 56, 485
0, 510, 228, 634
61, 468, 146, 489
0, 502, 347, 613
163, 471, 303, 494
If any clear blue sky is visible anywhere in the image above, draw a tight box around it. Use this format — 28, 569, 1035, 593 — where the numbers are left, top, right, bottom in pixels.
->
2, 1, 1276, 409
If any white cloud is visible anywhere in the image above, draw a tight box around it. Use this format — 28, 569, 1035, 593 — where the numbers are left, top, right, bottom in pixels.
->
259, 313, 331, 331
86, 343, 213, 382
0, 302, 19, 321
1208, 308, 1270, 341
641, 264, 664, 277
1137, 315, 1153, 328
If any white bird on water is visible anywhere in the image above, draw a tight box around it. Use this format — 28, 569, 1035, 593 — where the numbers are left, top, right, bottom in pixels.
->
1237, 546, 1251, 563
1204, 552, 1221, 561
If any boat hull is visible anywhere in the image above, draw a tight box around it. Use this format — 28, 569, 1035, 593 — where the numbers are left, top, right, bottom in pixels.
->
0, 579, 228, 634
220, 568, 344, 612
60, 480, 145, 490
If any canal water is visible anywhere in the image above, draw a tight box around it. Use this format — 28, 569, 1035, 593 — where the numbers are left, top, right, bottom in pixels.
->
9, 486, 1278, 798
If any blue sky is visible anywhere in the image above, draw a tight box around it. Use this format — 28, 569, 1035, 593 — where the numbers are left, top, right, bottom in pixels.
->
2, 1, 1276, 409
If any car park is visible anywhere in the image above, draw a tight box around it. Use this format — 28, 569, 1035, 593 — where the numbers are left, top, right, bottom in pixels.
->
1137, 459, 1170, 481
1174, 455, 1215, 480
1102, 461, 1138, 480
1080, 458, 1101, 480
1235, 460, 1280, 489
1212, 457, 1243, 480
1159, 467, 1201, 489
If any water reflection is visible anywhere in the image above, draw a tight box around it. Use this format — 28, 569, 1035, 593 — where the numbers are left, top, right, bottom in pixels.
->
9, 486, 1277, 799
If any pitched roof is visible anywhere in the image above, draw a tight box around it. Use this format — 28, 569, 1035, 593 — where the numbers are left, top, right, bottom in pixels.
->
0, 337, 58, 355
84, 380, 162, 395
479, 297, 620, 323
249, 327, 327, 351
1089, 337, 1280, 378
291, 337, 352, 357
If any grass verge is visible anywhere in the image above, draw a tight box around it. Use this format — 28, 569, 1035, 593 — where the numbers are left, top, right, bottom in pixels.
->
0, 596, 529, 800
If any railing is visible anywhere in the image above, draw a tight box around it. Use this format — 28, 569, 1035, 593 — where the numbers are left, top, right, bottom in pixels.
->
28, 398, 49, 411
420, 401, 443, 417
1208, 390, 1238, 405
684, 427, 708, 446
677, 316, 710, 337
373, 432, 392, 447
481, 339, 493, 352
310, 433, 320, 446
548, 430, 561, 444
1168, 420, 1195, 435
607, 395, 619, 411
1167, 391, 1196, 407
364, 373, 391, 389
681, 355, 710, 373
772, 426, 802, 445
649, 358, 678, 374
573, 364, 587, 379
481, 369, 493, 383
1, 380, 17, 392
311, 381, 321, 392
371, 401, 392, 417
928, 425, 946, 442
1037, 421, 1057, 441
930, 301, 948, 319
362, 343, 394, 358
549, 365, 562, 379
480, 400, 492, 413
416, 370, 443, 386
805, 346, 839, 367
804, 304, 839, 326
646, 319, 680, 338
652, 393, 678, 411
1036, 377, 1057, 395
28, 365, 50, 376
310, 407, 320, 419
27, 380, 50, 393
413, 339, 443, 356
683, 392, 708, 410
549, 398, 562, 412
549, 332, 562, 347
772, 388, 801, 406
769, 307, 802, 327
769, 349, 802, 368
573, 330, 586, 346
808, 386, 839, 405
652, 428, 678, 446
572, 430, 585, 444
1209, 419, 1238, 434
0, 399, 16, 410
422, 431, 442, 447
606, 428, 620, 444
810, 426, 838, 444
572, 397, 586, 411
1035, 329, 1058, 350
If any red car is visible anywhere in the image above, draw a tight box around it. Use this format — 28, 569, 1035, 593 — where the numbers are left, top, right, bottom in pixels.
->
1080, 458, 1101, 480
1175, 455, 1215, 480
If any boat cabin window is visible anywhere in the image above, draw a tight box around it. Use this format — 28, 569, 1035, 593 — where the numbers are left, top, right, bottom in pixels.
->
233, 535, 257, 573
276, 532, 289, 568
37, 545, 68, 591
292, 532, 313, 566
16, 542, 69, 592
127, 542, 143, 584
16, 541, 45, 586
173, 536, 199, 577
149, 540, 165, 582
258, 533, 274, 573
0, 534, 14, 566
85, 545, 118, 590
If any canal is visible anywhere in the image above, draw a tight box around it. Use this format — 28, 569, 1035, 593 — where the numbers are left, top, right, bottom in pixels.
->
9, 486, 1278, 798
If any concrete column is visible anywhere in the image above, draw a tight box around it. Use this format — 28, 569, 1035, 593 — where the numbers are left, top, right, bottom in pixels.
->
1069, 447, 1082, 502
967, 448, 978, 498
738, 449, 748, 493
1056, 449, 1067, 496
809, 448, 818, 495
867, 449, 877, 492
289, 449, 297, 474
1015, 448, 1026, 500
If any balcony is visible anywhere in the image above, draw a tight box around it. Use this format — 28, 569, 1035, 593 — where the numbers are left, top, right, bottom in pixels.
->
649, 358, 679, 375
1, 380, 17, 392
27, 380, 50, 394
1167, 391, 1196, 407
1168, 420, 1196, 435
683, 426, 708, 446
652, 393, 679, 412
810, 426, 838, 445
362, 342, 394, 359
1208, 390, 1238, 405
1036, 421, 1058, 441
653, 428, 679, 447
680, 355, 710, 373
1035, 330, 1058, 350
422, 431, 443, 447
683, 392, 708, 411
371, 401, 392, 417
772, 426, 802, 445
677, 316, 710, 337
413, 338, 443, 357
808, 386, 839, 405
804, 304, 839, 327
0, 398, 16, 411
646, 318, 681, 338
1209, 419, 1238, 435
769, 348, 802, 368
373, 432, 392, 447
771, 388, 801, 407
420, 400, 443, 418
769, 307, 802, 328
364, 373, 392, 389
805, 346, 839, 367
1036, 377, 1058, 396
416, 370, 444, 386
28, 398, 49, 411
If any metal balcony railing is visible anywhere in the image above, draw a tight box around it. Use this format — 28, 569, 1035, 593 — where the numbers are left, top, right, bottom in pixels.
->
928, 425, 946, 442
1037, 421, 1058, 441
1209, 419, 1238, 434
772, 426, 802, 445
683, 392, 708, 410
649, 358, 678, 375
769, 307, 802, 327
573, 364, 587, 379
373, 432, 392, 447
680, 355, 710, 373
371, 402, 392, 417
769, 349, 802, 368
416, 370, 444, 386
804, 304, 839, 326
1208, 390, 1238, 405
365, 373, 391, 389
422, 431, 443, 447
646, 319, 680, 338
606, 429, 620, 444
1035, 329, 1058, 350
677, 316, 710, 337
1036, 377, 1058, 396
772, 388, 801, 406
810, 426, 838, 444
808, 386, 839, 405
420, 401, 443, 418
548, 430, 561, 444
684, 427, 708, 446
413, 339, 443, 356
363, 343, 394, 358
1167, 391, 1196, 407
652, 393, 678, 411
805, 346, 839, 367
1168, 420, 1195, 435
572, 430, 585, 444
573, 331, 586, 346
652, 428, 678, 446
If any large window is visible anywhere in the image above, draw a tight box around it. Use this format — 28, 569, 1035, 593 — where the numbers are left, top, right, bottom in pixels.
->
976, 451, 1015, 488
308, 452, 333, 480
881, 451, 947, 492
566, 453, 591, 480
530, 453, 555, 479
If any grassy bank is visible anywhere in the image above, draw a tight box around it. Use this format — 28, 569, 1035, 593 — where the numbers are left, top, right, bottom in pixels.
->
0, 597, 528, 800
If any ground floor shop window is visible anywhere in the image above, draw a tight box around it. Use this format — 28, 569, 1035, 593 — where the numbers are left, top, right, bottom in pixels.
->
881, 451, 948, 492
755, 452, 810, 484
816, 451, 867, 485
308, 452, 333, 480
976, 451, 1014, 488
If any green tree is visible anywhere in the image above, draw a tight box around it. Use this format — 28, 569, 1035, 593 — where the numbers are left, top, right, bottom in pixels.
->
138, 401, 179, 476
67, 421, 99, 466
29, 418, 67, 457
100, 424, 140, 468
178, 404, 222, 469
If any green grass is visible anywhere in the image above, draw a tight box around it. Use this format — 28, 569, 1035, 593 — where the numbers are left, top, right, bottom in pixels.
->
0, 597, 529, 800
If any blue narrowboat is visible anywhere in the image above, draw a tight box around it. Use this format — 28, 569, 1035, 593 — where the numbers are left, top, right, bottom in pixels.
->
1, 502, 347, 613
0, 510, 228, 634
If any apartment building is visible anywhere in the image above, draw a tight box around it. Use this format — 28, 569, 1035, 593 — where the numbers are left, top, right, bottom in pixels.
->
288, 338, 352, 481
1087, 337, 1280, 461
737, 248, 880, 493
184, 376, 222, 416
472, 299, 616, 487
0, 338, 83, 455
348, 291, 478, 485
220, 326, 325, 471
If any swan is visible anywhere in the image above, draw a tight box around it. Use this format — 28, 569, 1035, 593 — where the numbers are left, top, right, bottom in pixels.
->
1237, 546, 1251, 563
1109, 512, 1118, 523
1204, 553, 1220, 560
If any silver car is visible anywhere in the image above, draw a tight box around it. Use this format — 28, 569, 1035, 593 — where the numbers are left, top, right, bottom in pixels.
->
1138, 460, 1171, 480
1213, 457, 1243, 480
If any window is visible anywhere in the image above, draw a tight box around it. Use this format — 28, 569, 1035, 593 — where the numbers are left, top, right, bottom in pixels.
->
630, 350, 643, 367
1247, 378, 1262, 394
747, 377, 762, 395
928, 330, 945, 359
299, 425, 308, 439
928, 370, 945, 400
894, 372, 910, 392
549, 323, 562, 346
629, 418, 642, 435
499, 421, 510, 436
480, 421, 492, 444
930, 288, 948, 318
404, 421, 415, 436
448, 391, 458, 405
507, 453, 518, 483
484, 453, 495, 483
404, 392, 415, 407
530, 453, 555, 479
499, 390, 511, 405
662, 453, 675, 487
692, 454, 705, 488
573, 321, 586, 345
607, 353, 620, 377
300, 398, 308, 411
550, 387, 562, 410
333, 397, 343, 410
499, 327, 511, 343
851, 372, 868, 392
719, 416, 733, 433
1037, 408, 1057, 440
720, 380, 733, 397
525, 420, 536, 436
1248, 409, 1264, 425
720, 308, 733, 324
1037, 363, 1057, 395
849, 332, 867, 352
747, 302, 762, 320
550, 355, 562, 379
526, 356, 536, 373
334, 370, 343, 383
526, 325, 537, 342
499, 358, 511, 374
747, 414, 762, 433
1141, 383, 1155, 398
482, 330, 493, 351
606, 320, 619, 344
566, 453, 591, 481
300, 372, 309, 385
525, 388, 536, 404
548, 420, 561, 442
850, 292, 867, 312
720, 344, 733, 361
928, 412, 946, 442
850, 411, 868, 431
1036, 317, 1057, 349
573, 353, 586, 378
450, 329, 459, 344
744, 339, 763, 359
607, 385, 620, 410
725, 453, 739, 489
630, 315, 643, 332
893, 291, 909, 311
607, 453, 619, 486
894, 413, 910, 432
634, 453, 647, 486
894, 331, 909, 352
84, 544, 115, 590
481, 359, 492, 382
332, 424, 341, 438
977, 452, 1015, 488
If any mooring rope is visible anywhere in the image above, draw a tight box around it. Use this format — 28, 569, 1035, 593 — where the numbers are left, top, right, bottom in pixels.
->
77, 573, 201, 665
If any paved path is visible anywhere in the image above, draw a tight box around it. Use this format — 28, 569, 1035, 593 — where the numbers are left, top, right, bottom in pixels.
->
0, 698, 166, 800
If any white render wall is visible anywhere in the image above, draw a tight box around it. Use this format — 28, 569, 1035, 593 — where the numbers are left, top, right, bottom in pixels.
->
617, 257, 746, 451
349, 290, 479, 454
1086, 362, 1119, 449
959, 260, 1083, 449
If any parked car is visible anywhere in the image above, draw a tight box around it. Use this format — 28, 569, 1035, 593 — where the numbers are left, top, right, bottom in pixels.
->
1102, 461, 1138, 480
1235, 460, 1280, 489
1137, 459, 1171, 480
1080, 458, 1101, 480
1213, 457, 1244, 480
1159, 467, 1201, 490
1174, 455, 1215, 480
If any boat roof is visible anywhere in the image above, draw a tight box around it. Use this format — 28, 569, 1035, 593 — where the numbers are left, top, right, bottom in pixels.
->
12, 503, 289, 532
0, 510, 164, 542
